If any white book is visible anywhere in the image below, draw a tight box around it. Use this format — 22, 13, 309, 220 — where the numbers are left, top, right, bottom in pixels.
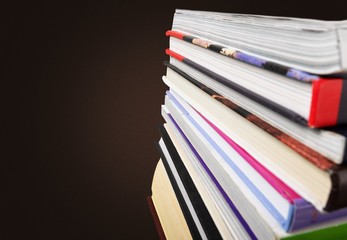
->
172, 9, 347, 75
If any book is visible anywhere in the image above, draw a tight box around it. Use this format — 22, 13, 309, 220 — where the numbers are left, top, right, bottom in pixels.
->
162, 66, 347, 212
166, 39, 347, 128
161, 122, 254, 239
156, 141, 202, 239
156, 128, 222, 239
171, 9, 347, 75
161, 101, 347, 240
150, 9, 347, 240
163, 60, 347, 166
150, 159, 192, 239
162, 118, 264, 239
147, 196, 166, 240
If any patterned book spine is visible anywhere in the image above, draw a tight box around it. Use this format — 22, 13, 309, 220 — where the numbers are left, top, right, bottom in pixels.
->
166, 30, 319, 82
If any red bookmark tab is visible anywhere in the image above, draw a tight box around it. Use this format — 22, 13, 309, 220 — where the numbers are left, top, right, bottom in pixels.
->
166, 30, 185, 39
165, 49, 185, 62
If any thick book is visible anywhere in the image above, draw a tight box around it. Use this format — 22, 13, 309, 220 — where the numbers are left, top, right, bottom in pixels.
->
162, 66, 347, 212
171, 9, 347, 75
162, 98, 347, 240
165, 39, 347, 128
164, 88, 347, 232
163, 60, 347, 166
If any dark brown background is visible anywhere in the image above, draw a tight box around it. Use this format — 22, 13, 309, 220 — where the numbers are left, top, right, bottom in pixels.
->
5, 1, 346, 239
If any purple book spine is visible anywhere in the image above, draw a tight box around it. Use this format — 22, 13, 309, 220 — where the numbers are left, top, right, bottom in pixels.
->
290, 198, 347, 231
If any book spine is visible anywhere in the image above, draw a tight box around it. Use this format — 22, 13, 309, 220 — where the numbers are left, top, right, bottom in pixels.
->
290, 197, 347, 231
147, 196, 167, 240
158, 125, 223, 240
289, 199, 317, 232
325, 167, 347, 211
156, 142, 202, 240
166, 30, 319, 82
309, 79, 346, 127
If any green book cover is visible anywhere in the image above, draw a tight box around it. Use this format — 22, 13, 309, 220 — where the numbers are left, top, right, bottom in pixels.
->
283, 222, 347, 240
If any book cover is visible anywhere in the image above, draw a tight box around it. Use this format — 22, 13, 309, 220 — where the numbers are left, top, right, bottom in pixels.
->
157, 125, 223, 240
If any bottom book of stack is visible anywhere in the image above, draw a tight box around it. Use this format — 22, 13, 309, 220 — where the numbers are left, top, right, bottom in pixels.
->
148, 122, 347, 240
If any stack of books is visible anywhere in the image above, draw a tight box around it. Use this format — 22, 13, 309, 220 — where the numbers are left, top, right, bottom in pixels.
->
147, 9, 347, 240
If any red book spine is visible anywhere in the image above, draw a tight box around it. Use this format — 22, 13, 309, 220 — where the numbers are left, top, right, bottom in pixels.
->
166, 30, 185, 39
309, 79, 343, 128
147, 196, 167, 240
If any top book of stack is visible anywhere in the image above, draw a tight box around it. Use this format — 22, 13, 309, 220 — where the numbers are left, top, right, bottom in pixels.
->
169, 9, 347, 128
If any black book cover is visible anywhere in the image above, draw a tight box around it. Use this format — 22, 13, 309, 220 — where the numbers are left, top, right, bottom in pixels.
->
156, 125, 222, 239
